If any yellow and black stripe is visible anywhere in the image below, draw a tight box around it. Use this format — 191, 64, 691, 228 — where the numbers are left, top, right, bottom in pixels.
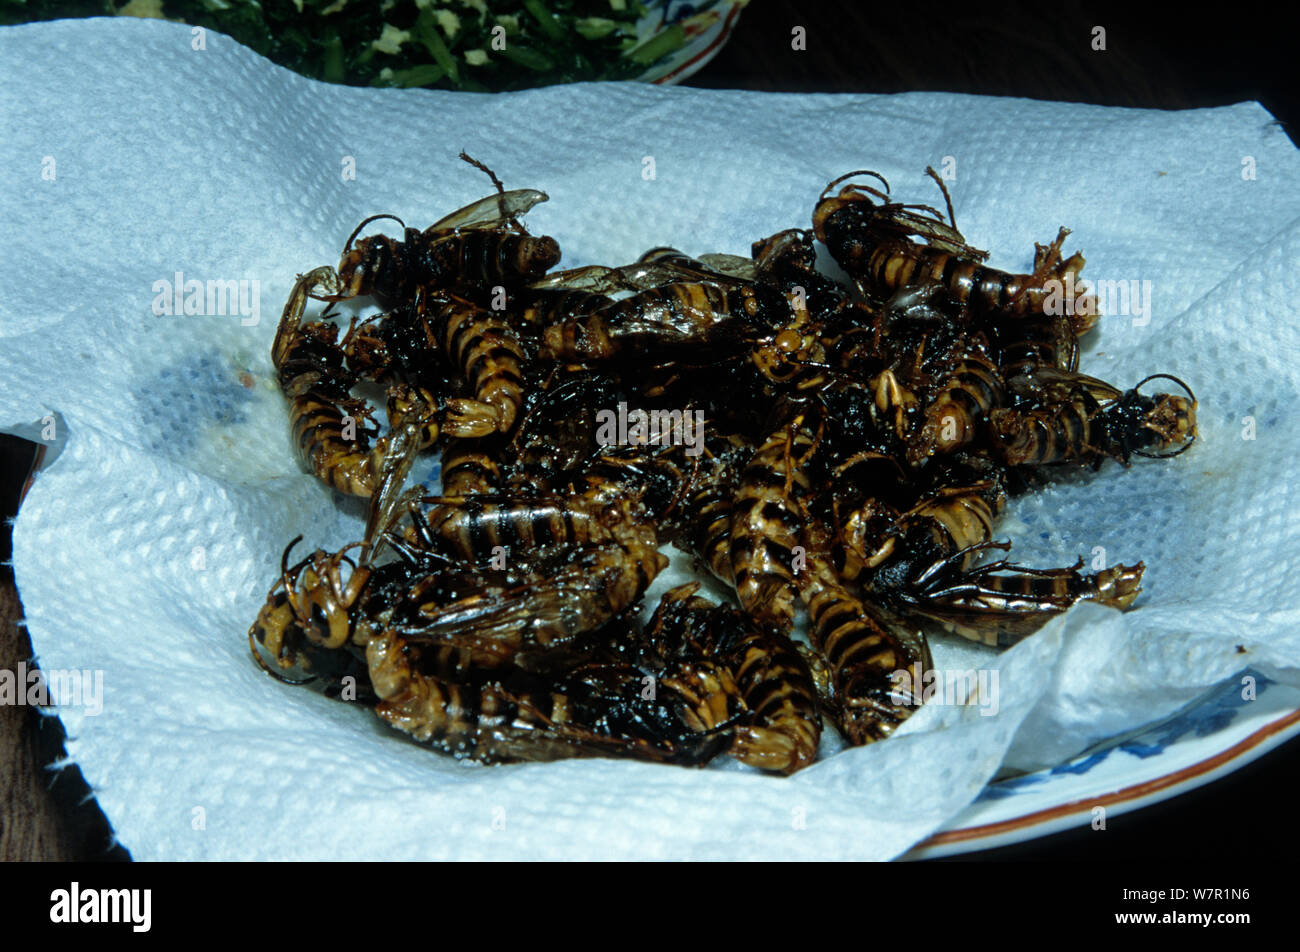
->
729, 410, 819, 632
904, 561, 1145, 647
800, 560, 931, 745
423, 293, 527, 432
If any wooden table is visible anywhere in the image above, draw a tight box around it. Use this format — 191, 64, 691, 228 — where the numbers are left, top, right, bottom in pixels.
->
1, 436, 127, 860
3, 3, 1295, 862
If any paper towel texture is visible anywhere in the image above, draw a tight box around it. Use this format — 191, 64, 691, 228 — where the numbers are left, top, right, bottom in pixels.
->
4, 18, 1300, 859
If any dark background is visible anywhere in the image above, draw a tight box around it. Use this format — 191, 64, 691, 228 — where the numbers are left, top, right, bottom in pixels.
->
2, 0, 1296, 863
694, 1, 1297, 139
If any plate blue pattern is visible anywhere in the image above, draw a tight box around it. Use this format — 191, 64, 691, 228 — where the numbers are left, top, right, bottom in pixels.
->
977, 669, 1272, 801
903, 667, 1300, 858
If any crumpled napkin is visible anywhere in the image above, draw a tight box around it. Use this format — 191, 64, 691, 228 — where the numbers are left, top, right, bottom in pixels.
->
3, 17, 1299, 860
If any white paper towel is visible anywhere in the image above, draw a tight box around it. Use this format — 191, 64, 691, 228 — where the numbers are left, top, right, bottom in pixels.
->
4, 17, 1300, 860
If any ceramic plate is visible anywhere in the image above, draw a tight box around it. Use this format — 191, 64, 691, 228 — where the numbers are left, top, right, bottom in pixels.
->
905, 671, 1300, 858
638, 0, 747, 84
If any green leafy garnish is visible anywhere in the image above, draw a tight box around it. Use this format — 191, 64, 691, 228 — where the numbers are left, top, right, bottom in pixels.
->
627, 22, 683, 65
414, 7, 459, 84
500, 43, 555, 72
0, 0, 692, 91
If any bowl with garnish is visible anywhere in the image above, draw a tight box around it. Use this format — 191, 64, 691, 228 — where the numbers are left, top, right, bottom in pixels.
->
1, 0, 749, 89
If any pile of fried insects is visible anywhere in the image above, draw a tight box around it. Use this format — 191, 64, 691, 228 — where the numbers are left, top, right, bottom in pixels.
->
249, 154, 1197, 774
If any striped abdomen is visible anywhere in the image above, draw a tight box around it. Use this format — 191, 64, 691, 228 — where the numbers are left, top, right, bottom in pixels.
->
904, 485, 999, 570
438, 438, 502, 495
368, 630, 731, 764
365, 629, 590, 761
520, 287, 614, 331
863, 236, 1091, 324
541, 283, 757, 359
684, 477, 736, 585
644, 587, 820, 774
289, 391, 381, 496
425, 294, 526, 431
995, 313, 1079, 382
814, 206, 1001, 308
676, 436, 748, 584
292, 382, 454, 501
729, 412, 819, 631
865, 241, 1026, 313
391, 544, 665, 664
800, 557, 931, 745
990, 394, 1097, 465
909, 561, 1144, 647
412, 496, 652, 563
722, 624, 822, 774
913, 355, 1005, 461
422, 230, 561, 290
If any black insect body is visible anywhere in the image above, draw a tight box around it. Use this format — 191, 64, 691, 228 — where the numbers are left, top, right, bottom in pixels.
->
252, 159, 1197, 772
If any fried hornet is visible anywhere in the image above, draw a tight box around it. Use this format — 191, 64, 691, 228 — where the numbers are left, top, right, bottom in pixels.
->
250, 158, 1196, 772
